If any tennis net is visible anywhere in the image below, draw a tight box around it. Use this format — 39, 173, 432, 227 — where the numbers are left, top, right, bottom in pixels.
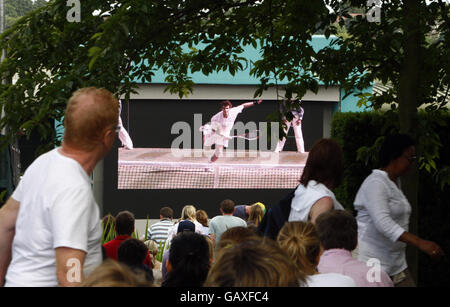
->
118, 148, 305, 189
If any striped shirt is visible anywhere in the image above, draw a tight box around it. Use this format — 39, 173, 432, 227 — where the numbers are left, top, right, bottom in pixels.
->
147, 219, 174, 246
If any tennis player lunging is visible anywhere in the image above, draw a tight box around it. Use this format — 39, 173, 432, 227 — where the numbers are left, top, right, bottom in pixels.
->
202, 99, 262, 163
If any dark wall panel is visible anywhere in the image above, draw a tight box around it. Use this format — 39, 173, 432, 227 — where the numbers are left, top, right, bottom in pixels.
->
120, 99, 328, 151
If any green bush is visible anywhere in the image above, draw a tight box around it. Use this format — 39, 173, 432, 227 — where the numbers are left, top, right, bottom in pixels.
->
101, 215, 142, 244
330, 110, 450, 286
330, 111, 398, 210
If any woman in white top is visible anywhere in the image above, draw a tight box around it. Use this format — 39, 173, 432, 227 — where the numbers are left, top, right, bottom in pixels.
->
289, 138, 345, 224
166, 205, 204, 243
354, 134, 444, 286
277, 221, 356, 287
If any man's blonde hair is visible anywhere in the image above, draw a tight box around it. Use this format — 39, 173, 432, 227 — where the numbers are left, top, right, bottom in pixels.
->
63, 87, 119, 151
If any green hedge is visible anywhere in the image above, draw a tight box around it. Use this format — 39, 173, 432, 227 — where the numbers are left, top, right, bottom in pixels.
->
330, 110, 450, 287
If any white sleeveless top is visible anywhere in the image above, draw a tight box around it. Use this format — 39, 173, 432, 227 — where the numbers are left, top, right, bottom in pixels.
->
288, 180, 344, 222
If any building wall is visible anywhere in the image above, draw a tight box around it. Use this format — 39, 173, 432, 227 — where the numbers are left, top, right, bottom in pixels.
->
340, 87, 373, 112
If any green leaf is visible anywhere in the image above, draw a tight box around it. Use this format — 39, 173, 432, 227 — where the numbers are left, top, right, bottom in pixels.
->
88, 55, 99, 71
90, 32, 103, 41
88, 46, 102, 57
144, 215, 149, 240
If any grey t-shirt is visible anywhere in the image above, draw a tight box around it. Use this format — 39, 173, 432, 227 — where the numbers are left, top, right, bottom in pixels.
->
209, 215, 247, 247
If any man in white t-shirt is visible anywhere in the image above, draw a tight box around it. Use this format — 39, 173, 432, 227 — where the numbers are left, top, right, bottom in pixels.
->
0, 87, 119, 287
202, 99, 262, 163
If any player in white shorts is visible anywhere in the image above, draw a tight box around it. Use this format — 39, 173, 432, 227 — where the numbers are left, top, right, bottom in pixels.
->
201, 99, 262, 163
275, 99, 305, 153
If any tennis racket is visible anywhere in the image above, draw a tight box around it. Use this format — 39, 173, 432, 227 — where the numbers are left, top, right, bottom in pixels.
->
231, 130, 260, 140
200, 124, 259, 140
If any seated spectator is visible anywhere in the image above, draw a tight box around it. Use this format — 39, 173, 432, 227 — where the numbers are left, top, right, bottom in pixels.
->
103, 210, 152, 268
315, 210, 393, 287
118, 238, 154, 284
277, 221, 356, 287
196, 209, 210, 235
246, 203, 265, 229
209, 199, 247, 249
233, 202, 265, 221
162, 232, 211, 287
144, 240, 160, 269
167, 205, 204, 243
80, 259, 152, 287
215, 226, 261, 257
146, 206, 174, 251
161, 220, 196, 281
144, 239, 162, 286
205, 237, 302, 287
288, 138, 345, 224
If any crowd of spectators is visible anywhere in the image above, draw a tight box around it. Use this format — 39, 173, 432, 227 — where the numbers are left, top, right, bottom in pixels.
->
0, 87, 444, 288
87, 193, 405, 287
81, 135, 447, 287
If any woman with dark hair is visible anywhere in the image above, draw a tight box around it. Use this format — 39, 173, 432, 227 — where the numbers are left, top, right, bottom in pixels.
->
118, 238, 154, 284
288, 138, 345, 224
354, 134, 444, 287
161, 232, 211, 287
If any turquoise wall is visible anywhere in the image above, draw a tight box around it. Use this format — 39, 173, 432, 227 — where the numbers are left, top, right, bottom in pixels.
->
340, 87, 373, 113
139, 35, 340, 86
141, 35, 372, 113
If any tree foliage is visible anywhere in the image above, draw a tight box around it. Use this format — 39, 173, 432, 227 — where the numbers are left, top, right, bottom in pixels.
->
311, 0, 449, 184
0, 0, 448, 177
314, 0, 449, 112
0, 0, 331, 149
4, 0, 47, 29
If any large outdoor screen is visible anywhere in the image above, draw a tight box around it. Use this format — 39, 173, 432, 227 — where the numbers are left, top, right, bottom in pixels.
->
116, 99, 317, 190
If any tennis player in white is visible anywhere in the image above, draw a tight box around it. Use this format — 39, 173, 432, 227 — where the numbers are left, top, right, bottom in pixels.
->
275, 99, 305, 153
118, 100, 134, 150
202, 99, 262, 163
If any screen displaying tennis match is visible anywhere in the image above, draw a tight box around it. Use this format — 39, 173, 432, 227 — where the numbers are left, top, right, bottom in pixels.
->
116, 99, 312, 190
